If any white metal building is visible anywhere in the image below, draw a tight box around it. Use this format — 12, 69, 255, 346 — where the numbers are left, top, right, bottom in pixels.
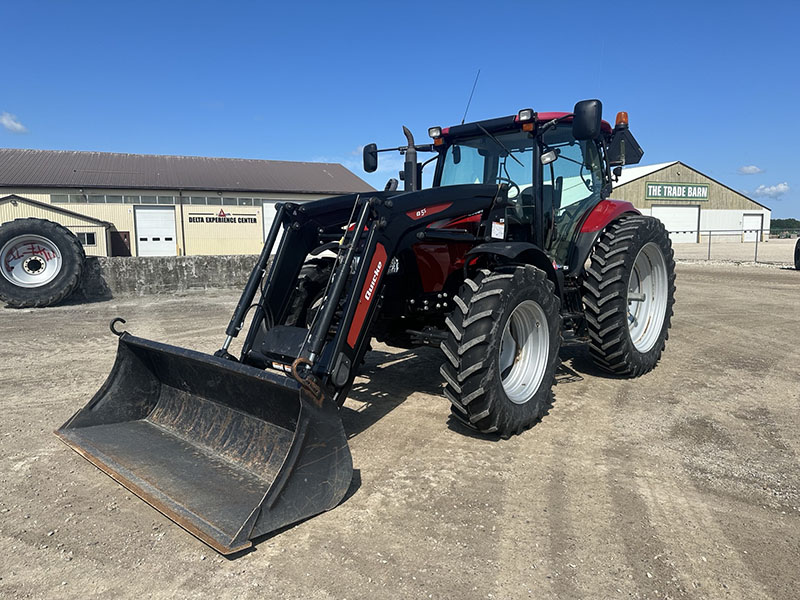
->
0, 149, 373, 257
612, 161, 771, 243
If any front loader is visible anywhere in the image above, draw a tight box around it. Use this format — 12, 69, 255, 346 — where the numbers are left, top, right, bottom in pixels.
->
57, 100, 675, 554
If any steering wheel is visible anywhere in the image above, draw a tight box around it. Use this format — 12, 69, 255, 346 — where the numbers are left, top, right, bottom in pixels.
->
495, 177, 521, 200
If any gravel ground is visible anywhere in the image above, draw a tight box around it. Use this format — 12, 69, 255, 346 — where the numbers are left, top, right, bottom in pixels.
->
1, 263, 798, 599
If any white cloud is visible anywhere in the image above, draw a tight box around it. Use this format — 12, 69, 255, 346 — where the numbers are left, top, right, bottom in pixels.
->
737, 165, 763, 174
752, 182, 790, 198
0, 112, 28, 133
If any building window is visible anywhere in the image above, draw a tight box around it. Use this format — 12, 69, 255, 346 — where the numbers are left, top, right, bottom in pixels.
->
141, 195, 157, 204
70, 194, 87, 203
253, 198, 263, 206
157, 196, 174, 205
88, 195, 105, 203
51, 194, 68, 203
223, 197, 237, 206
124, 195, 140, 204
106, 195, 123, 204
76, 232, 97, 246
206, 196, 221, 205
238, 198, 253, 206
190, 196, 206, 205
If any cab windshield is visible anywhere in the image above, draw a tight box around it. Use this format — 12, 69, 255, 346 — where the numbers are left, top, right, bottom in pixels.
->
439, 131, 534, 194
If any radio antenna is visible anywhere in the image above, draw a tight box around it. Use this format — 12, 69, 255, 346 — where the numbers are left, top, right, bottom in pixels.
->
461, 69, 481, 125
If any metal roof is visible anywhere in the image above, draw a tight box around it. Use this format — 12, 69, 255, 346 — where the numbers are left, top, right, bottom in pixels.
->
0, 148, 374, 194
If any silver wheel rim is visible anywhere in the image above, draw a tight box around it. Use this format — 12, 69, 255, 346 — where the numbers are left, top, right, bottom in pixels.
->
0, 234, 63, 288
498, 300, 549, 404
627, 242, 668, 353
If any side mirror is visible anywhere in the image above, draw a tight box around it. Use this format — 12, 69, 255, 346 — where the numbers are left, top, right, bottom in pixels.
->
606, 129, 644, 166
363, 143, 378, 173
572, 99, 602, 140
452, 145, 461, 165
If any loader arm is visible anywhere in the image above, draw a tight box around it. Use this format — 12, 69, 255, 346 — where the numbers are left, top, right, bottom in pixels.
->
240, 184, 507, 397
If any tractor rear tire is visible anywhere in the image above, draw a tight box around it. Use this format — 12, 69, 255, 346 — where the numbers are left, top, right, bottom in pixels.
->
0, 218, 85, 308
285, 258, 333, 327
582, 215, 675, 377
794, 238, 800, 270
441, 266, 561, 437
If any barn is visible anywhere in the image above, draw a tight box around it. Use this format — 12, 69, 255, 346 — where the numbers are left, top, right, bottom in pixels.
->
612, 161, 771, 243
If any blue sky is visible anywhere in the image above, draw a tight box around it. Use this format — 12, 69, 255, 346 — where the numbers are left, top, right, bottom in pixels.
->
2, 0, 798, 218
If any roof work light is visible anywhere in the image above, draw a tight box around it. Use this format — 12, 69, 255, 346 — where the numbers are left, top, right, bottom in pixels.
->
517, 108, 534, 122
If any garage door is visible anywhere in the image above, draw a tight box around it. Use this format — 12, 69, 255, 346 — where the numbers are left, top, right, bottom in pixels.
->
742, 213, 763, 242
135, 206, 177, 256
652, 205, 700, 244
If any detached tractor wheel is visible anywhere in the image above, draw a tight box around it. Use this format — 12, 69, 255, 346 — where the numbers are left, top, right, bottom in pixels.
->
285, 258, 333, 327
582, 215, 676, 377
794, 238, 800, 270
0, 218, 85, 308
441, 266, 561, 437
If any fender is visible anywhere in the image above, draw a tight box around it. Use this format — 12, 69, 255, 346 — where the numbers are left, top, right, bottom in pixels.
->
466, 242, 561, 298
569, 199, 640, 275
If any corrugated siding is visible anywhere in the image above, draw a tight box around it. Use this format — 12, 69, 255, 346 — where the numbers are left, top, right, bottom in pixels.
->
612, 163, 767, 211
0, 199, 108, 256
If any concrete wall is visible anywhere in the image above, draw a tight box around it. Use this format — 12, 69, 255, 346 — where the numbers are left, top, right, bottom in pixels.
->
76, 254, 259, 300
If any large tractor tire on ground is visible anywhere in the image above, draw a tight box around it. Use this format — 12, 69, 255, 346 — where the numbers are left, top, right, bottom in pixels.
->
0, 218, 85, 308
441, 266, 562, 437
794, 238, 800, 270
583, 215, 676, 377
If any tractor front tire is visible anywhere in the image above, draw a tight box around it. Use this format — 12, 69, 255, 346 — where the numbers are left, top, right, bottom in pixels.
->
441, 266, 561, 437
0, 218, 85, 308
583, 215, 676, 377
794, 238, 799, 270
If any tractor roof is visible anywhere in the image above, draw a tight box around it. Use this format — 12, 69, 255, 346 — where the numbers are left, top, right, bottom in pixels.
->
442, 112, 613, 139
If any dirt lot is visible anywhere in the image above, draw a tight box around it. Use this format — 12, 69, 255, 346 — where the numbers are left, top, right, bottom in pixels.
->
1, 263, 798, 599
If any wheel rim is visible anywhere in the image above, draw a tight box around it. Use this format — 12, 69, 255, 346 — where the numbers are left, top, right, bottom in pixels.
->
0, 234, 63, 288
627, 242, 668, 353
498, 300, 550, 404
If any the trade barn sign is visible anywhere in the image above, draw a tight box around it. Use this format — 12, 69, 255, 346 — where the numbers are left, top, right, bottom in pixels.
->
188, 209, 258, 224
645, 182, 709, 201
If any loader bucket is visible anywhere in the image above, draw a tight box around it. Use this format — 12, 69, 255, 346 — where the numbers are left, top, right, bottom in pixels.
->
55, 334, 352, 555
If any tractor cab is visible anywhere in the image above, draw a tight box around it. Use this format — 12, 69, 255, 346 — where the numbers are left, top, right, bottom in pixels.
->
365, 101, 644, 269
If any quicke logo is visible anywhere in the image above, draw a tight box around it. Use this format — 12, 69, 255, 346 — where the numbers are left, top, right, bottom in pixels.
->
364, 261, 383, 301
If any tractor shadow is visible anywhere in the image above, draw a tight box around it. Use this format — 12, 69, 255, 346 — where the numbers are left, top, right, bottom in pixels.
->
340, 337, 612, 441
340, 346, 445, 439
559, 333, 623, 380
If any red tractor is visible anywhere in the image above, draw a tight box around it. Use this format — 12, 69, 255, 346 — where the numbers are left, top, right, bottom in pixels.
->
58, 100, 676, 554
